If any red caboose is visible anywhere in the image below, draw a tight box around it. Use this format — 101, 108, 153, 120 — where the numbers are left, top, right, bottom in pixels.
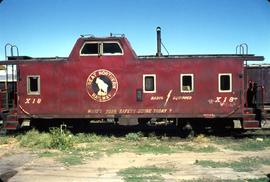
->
0, 28, 265, 133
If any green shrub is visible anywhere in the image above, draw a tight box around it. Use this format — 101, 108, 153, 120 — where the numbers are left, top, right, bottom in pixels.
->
19, 129, 51, 148
18, 128, 74, 150
49, 127, 73, 150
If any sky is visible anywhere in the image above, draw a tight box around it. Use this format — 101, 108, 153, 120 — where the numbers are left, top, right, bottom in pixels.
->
0, 0, 270, 63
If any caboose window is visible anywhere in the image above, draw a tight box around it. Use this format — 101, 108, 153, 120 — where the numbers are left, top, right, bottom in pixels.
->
219, 73, 232, 92
181, 74, 194, 93
80, 42, 123, 56
80, 43, 99, 55
143, 74, 156, 93
103, 43, 123, 55
27, 75, 40, 95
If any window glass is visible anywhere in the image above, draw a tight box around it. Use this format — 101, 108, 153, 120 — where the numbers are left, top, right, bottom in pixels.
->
103, 43, 122, 54
27, 76, 40, 95
219, 74, 232, 92
143, 75, 156, 93
181, 74, 194, 92
81, 43, 99, 55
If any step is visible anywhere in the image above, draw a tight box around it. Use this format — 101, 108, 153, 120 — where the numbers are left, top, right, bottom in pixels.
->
243, 120, 261, 129
264, 106, 270, 110
5, 120, 18, 124
243, 113, 256, 118
4, 124, 18, 130
7, 114, 17, 118
4, 120, 19, 130
6, 117, 17, 121
243, 114, 256, 121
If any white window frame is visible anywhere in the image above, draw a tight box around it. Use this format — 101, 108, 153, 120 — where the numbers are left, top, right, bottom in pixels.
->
143, 74, 156, 93
79, 41, 124, 56
79, 42, 100, 56
218, 73, 232, 93
102, 41, 124, 56
27, 75, 40, 95
180, 74, 194, 93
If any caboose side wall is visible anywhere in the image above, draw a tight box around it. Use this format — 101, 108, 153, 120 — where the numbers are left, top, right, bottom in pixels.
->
17, 38, 244, 120
129, 58, 244, 118
18, 62, 64, 116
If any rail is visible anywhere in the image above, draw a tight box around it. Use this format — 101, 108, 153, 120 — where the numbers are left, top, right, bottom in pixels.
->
3, 43, 19, 110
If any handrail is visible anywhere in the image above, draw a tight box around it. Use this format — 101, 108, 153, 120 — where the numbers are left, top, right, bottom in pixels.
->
3, 43, 19, 110
235, 43, 248, 55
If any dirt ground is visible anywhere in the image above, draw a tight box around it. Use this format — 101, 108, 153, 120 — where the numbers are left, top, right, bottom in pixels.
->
0, 138, 270, 182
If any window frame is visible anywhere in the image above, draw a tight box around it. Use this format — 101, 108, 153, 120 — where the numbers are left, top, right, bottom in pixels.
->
79, 42, 100, 56
143, 74, 156, 93
218, 73, 232, 93
102, 42, 124, 55
180, 74, 194, 93
79, 41, 124, 56
27, 75, 40, 95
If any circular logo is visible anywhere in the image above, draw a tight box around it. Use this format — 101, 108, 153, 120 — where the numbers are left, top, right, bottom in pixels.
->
86, 69, 118, 102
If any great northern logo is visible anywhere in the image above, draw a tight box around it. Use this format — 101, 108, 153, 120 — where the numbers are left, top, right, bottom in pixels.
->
86, 69, 118, 102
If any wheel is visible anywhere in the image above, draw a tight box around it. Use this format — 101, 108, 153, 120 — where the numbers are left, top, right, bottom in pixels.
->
178, 121, 195, 138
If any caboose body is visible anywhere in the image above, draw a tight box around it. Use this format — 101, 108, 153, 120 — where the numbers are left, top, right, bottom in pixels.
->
0, 28, 266, 132
246, 64, 270, 105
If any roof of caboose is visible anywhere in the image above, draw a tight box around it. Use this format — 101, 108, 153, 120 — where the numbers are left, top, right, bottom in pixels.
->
77, 35, 264, 61
0, 35, 265, 64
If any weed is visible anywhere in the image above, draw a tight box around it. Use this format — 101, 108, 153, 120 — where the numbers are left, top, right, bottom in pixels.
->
210, 136, 270, 151
247, 178, 270, 182
125, 132, 143, 141
148, 132, 157, 138
106, 143, 127, 155
195, 157, 270, 172
73, 133, 109, 143
18, 128, 74, 150
228, 138, 270, 151
195, 159, 228, 168
181, 178, 269, 182
117, 165, 174, 182
0, 136, 10, 145
175, 143, 219, 153
58, 154, 83, 166
18, 129, 52, 149
193, 145, 219, 153
49, 127, 73, 150
39, 151, 59, 158
135, 143, 172, 154
192, 134, 211, 143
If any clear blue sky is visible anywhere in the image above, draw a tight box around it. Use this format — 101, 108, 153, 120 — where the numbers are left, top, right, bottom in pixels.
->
0, 0, 269, 63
